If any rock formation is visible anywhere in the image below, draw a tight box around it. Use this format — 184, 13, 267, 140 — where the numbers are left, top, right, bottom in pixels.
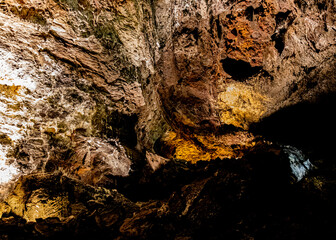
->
0, 0, 334, 239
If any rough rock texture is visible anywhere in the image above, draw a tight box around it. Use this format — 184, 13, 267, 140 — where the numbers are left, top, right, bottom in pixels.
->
0, 172, 138, 239
149, 0, 336, 161
0, 0, 333, 176
46, 136, 132, 186
0, 0, 334, 239
1, 148, 336, 239
0, 0, 147, 191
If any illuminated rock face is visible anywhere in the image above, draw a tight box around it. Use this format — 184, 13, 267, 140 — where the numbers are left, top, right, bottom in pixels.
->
0, 0, 334, 239
54, 137, 132, 185
3, 173, 136, 222
0, 0, 333, 190
139, 0, 336, 161
0, 2, 145, 190
0, 2, 331, 182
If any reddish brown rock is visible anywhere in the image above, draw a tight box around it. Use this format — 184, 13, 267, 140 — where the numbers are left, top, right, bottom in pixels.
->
0, 0, 334, 238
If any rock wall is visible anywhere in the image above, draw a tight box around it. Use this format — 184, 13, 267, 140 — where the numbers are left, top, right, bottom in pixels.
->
0, 0, 334, 238
0, 0, 333, 179
148, 0, 336, 161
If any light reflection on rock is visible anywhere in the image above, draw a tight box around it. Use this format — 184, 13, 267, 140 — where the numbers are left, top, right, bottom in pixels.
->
0, 146, 19, 185
283, 145, 313, 181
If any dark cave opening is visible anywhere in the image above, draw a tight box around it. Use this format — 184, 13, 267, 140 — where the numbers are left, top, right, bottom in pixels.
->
245, 6, 254, 21
221, 58, 262, 80
251, 93, 336, 157
272, 33, 285, 55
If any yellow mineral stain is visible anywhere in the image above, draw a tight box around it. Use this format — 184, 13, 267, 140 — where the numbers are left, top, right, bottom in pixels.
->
161, 130, 255, 163
0, 134, 12, 145
174, 112, 198, 128
218, 83, 269, 129
0, 84, 21, 98
44, 127, 56, 134
5, 175, 70, 222
77, 167, 91, 176
24, 191, 69, 222
235, 22, 255, 58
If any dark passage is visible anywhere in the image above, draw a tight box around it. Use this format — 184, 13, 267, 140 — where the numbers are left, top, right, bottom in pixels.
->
251, 93, 336, 156
221, 58, 262, 80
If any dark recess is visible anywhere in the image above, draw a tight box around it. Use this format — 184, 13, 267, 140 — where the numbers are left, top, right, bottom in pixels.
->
272, 11, 292, 55
108, 113, 138, 147
251, 93, 336, 157
215, 17, 222, 38
92, 108, 138, 148
272, 31, 285, 54
221, 58, 262, 80
245, 6, 254, 21
178, 27, 199, 42
275, 11, 291, 24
